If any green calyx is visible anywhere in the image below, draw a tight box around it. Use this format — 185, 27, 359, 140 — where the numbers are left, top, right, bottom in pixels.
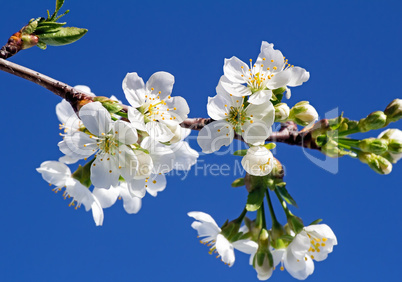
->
358, 111, 387, 132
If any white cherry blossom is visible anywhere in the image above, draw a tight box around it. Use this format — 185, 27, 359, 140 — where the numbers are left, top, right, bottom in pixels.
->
58, 102, 140, 188
220, 41, 309, 104
198, 84, 274, 153
241, 146, 274, 176
123, 71, 190, 143
36, 161, 104, 226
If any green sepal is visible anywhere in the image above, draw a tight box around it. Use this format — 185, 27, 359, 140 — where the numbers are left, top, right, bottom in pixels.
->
289, 216, 304, 234
71, 158, 95, 188
245, 175, 268, 211
278, 234, 294, 242
231, 177, 245, 187
276, 182, 298, 208
37, 27, 87, 46
233, 149, 248, 157
94, 96, 123, 114
36, 41, 47, 50
56, 0, 65, 14
308, 218, 323, 226
328, 113, 344, 130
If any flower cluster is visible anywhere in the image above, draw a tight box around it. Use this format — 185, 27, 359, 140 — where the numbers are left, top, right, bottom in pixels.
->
188, 211, 337, 281
197, 41, 315, 175
37, 77, 198, 225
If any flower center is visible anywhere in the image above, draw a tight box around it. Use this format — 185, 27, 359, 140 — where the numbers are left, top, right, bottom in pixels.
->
98, 134, 119, 155
225, 101, 249, 133
307, 233, 328, 259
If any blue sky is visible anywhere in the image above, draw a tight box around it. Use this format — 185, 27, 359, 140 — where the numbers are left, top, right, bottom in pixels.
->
0, 0, 401, 281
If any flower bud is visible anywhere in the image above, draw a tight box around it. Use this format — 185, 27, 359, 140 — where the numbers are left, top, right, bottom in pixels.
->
274, 103, 290, 122
358, 111, 387, 132
378, 129, 402, 163
358, 138, 388, 155
321, 139, 342, 158
290, 101, 318, 126
358, 152, 392, 175
241, 146, 274, 176
384, 99, 402, 123
253, 229, 274, 281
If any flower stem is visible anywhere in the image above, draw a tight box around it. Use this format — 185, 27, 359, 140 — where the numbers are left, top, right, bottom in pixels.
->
234, 207, 248, 224
265, 189, 279, 225
274, 189, 292, 218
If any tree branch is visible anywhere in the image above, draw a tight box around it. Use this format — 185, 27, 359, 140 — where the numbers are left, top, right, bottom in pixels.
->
0, 58, 323, 151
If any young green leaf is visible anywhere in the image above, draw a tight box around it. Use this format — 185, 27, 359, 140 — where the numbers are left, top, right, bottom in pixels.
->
38, 27, 87, 46
231, 177, 245, 187
233, 149, 248, 156
276, 182, 298, 208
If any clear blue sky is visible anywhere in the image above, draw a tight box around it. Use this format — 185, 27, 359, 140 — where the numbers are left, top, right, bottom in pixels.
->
0, 0, 401, 281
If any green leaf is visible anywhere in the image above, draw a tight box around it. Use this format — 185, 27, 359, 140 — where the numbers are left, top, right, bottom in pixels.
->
245, 175, 267, 211
56, 0, 65, 13
233, 149, 248, 157
309, 219, 323, 226
38, 27, 87, 46
22, 19, 38, 35
231, 177, 245, 187
276, 182, 298, 208
36, 41, 47, 50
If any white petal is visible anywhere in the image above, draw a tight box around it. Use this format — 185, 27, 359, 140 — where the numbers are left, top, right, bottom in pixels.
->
241, 121, 272, 145
91, 199, 104, 226
123, 72, 146, 108
289, 232, 311, 260
74, 85, 96, 97
216, 234, 235, 266
56, 99, 76, 125
146, 71, 175, 100
113, 120, 138, 145
92, 187, 120, 208
223, 56, 249, 84
286, 67, 310, 87
58, 155, 79, 164
90, 154, 120, 188
118, 145, 139, 181
284, 251, 314, 280
248, 90, 273, 105
197, 120, 234, 153
207, 94, 230, 120
134, 150, 153, 179
232, 239, 258, 255
164, 96, 189, 122
188, 211, 221, 235
58, 131, 97, 160
146, 121, 174, 143
219, 75, 252, 97
127, 179, 147, 198
170, 141, 199, 171
118, 183, 142, 214
256, 44, 285, 72
79, 102, 112, 136
36, 161, 71, 187
145, 174, 167, 197
127, 106, 147, 131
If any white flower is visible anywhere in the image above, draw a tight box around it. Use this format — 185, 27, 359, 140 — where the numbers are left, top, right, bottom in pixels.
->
220, 41, 309, 105
126, 173, 167, 199
58, 102, 141, 189
188, 211, 235, 266
378, 129, 402, 163
36, 161, 104, 226
198, 85, 275, 153
273, 224, 337, 280
242, 146, 274, 176
275, 103, 290, 122
93, 182, 142, 214
123, 71, 190, 143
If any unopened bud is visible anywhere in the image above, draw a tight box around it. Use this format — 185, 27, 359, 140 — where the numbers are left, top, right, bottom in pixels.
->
384, 99, 402, 123
290, 101, 318, 126
274, 103, 290, 122
378, 129, 402, 163
93, 96, 123, 114
358, 111, 387, 132
358, 138, 388, 155
359, 152, 392, 175
321, 139, 342, 158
